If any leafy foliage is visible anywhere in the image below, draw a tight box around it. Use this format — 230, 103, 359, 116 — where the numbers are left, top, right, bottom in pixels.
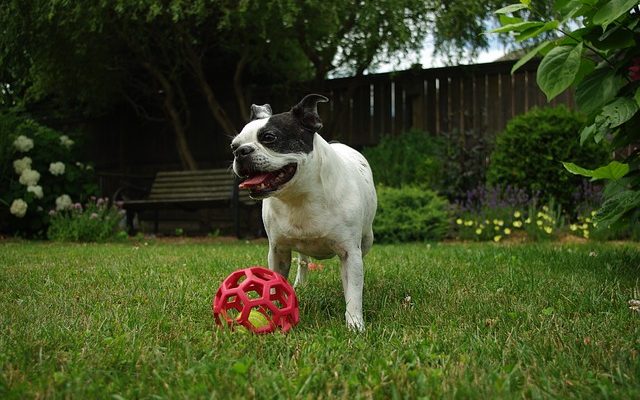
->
362, 131, 444, 190
487, 106, 609, 212
491, 0, 640, 230
362, 129, 493, 199
373, 186, 449, 243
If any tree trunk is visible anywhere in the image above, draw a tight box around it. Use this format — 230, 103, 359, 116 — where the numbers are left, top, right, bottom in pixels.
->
234, 51, 250, 123
184, 43, 238, 135
143, 62, 198, 170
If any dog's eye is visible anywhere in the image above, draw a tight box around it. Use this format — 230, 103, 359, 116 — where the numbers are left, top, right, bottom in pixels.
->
260, 132, 277, 144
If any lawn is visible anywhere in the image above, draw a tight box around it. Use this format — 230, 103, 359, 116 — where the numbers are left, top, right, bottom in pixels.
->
1, 240, 639, 399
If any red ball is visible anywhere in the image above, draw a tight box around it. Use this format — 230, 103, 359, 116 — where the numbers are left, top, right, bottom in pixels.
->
212, 266, 299, 334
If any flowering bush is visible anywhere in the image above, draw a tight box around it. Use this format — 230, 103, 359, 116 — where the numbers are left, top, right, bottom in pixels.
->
450, 185, 568, 242
47, 197, 126, 242
0, 110, 98, 237
454, 205, 566, 242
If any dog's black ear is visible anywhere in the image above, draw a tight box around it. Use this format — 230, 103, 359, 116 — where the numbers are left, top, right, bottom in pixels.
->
291, 94, 329, 132
249, 104, 272, 121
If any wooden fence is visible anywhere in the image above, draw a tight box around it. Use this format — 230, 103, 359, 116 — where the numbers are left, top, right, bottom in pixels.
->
249, 59, 574, 147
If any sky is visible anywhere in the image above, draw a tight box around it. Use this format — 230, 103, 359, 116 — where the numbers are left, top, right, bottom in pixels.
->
375, 37, 507, 73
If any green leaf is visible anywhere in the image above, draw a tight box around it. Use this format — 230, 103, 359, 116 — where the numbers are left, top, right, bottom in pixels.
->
562, 161, 630, 181
593, 0, 639, 29
495, 4, 529, 14
536, 43, 583, 101
490, 21, 544, 34
635, 88, 640, 106
600, 97, 639, 128
499, 14, 522, 25
579, 123, 596, 145
511, 41, 552, 74
575, 68, 625, 116
516, 20, 559, 42
595, 189, 640, 228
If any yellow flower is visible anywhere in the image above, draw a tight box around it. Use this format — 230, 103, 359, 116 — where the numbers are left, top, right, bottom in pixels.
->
569, 224, 578, 231
504, 228, 511, 235
485, 220, 490, 225
583, 230, 590, 239
581, 223, 588, 230
585, 217, 591, 223
544, 226, 553, 234
543, 205, 549, 212
464, 220, 474, 226
475, 228, 482, 235
494, 226, 500, 231
497, 220, 504, 227
525, 218, 531, 224
456, 218, 463, 225
493, 235, 502, 242
513, 221, 523, 228
536, 220, 543, 226
492, 219, 499, 225
514, 211, 521, 218
591, 210, 597, 217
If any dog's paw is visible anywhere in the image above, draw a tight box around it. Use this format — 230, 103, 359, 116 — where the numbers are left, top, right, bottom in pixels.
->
345, 312, 365, 332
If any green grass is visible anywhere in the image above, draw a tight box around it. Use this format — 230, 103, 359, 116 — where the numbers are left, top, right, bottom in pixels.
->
1, 240, 639, 399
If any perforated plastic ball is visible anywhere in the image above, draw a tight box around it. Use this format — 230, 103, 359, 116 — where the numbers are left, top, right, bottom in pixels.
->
212, 266, 299, 334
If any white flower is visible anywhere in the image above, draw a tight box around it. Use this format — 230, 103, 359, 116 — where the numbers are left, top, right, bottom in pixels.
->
27, 185, 44, 199
13, 135, 34, 152
49, 162, 66, 176
19, 169, 40, 186
13, 157, 32, 174
55, 194, 72, 211
59, 135, 74, 148
10, 199, 28, 218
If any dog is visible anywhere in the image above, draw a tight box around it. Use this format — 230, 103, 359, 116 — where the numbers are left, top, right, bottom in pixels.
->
231, 94, 377, 331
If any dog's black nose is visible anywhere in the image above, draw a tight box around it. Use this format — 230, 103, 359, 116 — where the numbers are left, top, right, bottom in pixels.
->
234, 145, 255, 158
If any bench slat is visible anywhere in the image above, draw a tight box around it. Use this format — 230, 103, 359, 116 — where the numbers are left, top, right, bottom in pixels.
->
156, 170, 234, 177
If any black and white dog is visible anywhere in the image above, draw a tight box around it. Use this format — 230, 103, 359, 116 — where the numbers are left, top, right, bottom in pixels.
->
231, 94, 377, 331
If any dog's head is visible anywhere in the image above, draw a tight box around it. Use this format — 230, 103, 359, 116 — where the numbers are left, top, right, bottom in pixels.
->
231, 94, 329, 199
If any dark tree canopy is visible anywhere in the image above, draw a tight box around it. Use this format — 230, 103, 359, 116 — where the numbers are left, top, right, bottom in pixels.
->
0, 0, 555, 169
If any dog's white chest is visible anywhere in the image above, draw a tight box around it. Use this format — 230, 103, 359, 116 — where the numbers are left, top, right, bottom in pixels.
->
263, 200, 341, 259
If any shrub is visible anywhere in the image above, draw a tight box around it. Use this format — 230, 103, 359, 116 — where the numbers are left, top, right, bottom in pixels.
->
362, 130, 444, 189
437, 129, 494, 201
362, 129, 494, 201
47, 197, 126, 242
486, 106, 609, 212
0, 109, 98, 237
374, 185, 449, 243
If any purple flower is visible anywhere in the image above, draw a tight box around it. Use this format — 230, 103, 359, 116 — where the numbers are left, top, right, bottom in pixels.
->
90, 212, 99, 219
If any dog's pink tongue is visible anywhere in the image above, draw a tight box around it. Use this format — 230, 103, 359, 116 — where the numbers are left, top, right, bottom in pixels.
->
239, 173, 272, 189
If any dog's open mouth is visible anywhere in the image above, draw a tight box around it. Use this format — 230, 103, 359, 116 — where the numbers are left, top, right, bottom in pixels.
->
238, 163, 297, 197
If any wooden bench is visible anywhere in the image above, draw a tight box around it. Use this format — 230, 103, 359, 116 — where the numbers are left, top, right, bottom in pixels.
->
121, 169, 258, 236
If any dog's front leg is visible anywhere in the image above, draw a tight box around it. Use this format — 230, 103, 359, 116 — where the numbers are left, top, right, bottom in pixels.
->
339, 248, 365, 331
268, 244, 292, 280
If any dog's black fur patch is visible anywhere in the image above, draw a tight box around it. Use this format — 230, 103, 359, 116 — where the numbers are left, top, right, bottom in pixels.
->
258, 112, 315, 154
257, 94, 329, 154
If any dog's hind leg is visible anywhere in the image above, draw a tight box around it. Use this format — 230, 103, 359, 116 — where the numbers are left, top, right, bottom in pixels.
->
268, 244, 292, 280
361, 229, 374, 257
293, 254, 310, 288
